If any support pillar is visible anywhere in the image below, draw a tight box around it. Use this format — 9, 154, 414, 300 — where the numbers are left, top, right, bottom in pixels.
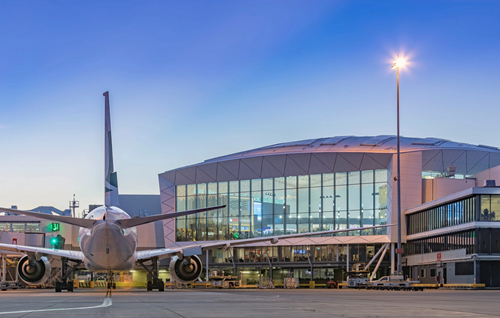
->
1, 255, 5, 283
346, 244, 350, 270
391, 243, 395, 274
206, 251, 209, 282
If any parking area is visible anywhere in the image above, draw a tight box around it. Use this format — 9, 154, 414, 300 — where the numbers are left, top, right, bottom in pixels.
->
0, 288, 499, 318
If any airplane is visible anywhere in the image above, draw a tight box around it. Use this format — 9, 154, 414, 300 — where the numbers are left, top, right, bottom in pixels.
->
0, 92, 392, 292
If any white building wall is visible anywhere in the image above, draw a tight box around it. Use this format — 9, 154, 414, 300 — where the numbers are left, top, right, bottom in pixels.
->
422, 178, 475, 203
390, 152, 422, 243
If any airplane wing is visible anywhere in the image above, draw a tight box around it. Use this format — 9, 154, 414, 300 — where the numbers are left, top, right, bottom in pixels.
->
136, 224, 392, 261
118, 205, 226, 228
0, 207, 95, 228
0, 243, 84, 261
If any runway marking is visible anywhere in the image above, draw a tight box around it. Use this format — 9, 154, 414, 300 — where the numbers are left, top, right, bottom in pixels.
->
0, 290, 112, 315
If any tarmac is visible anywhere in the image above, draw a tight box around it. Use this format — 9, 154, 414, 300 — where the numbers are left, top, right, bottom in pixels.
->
0, 288, 499, 318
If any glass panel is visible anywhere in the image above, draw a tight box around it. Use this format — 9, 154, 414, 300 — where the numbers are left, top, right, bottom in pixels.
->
362, 183, 374, 210
186, 217, 196, 240
336, 185, 347, 211
176, 185, 186, 197
310, 174, 321, 187
187, 184, 196, 196
361, 170, 374, 184
322, 186, 334, 212
229, 181, 239, 217
348, 171, 360, 184
251, 179, 262, 237
176, 217, 186, 241
298, 188, 309, 213
286, 176, 297, 189
275, 177, 285, 190
481, 195, 491, 221
298, 213, 309, 233
375, 170, 388, 183
298, 175, 309, 188
323, 173, 334, 187
348, 184, 360, 210
263, 178, 274, 215
263, 178, 273, 191
0, 223, 10, 231
208, 182, 217, 194
323, 212, 334, 231
240, 180, 250, 193
311, 187, 321, 213
207, 190, 218, 240
491, 195, 500, 221
218, 182, 229, 240
349, 210, 361, 229
187, 195, 196, 210
374, 183, 388, 223
336, 172, 347, 186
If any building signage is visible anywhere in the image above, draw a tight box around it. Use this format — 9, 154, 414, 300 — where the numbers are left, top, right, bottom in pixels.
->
51, 223, 60, 232
395, 248, 404, 254
12, 238, 17, 245
437, 252, 441, 262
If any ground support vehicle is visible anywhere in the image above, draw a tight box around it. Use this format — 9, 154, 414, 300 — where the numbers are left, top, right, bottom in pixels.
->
347, 263, 371, 289
366, 275, 422, 291
209, 270, 241, 289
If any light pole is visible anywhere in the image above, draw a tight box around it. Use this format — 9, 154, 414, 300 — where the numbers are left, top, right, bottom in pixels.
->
391, 56, 405, 275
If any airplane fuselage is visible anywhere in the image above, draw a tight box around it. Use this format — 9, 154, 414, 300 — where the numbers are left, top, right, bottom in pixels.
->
79, 206, 138, 271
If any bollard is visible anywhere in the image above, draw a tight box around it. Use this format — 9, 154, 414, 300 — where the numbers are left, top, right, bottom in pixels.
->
90, 281, 95, 288
73, 279, 79, 288
309, 281, 315, 289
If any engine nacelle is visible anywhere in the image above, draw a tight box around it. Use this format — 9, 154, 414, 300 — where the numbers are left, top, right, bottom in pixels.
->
17, 255, 51, 285
169, 255, 202, 284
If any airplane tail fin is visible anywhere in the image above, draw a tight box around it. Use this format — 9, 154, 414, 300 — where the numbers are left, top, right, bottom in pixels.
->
104, 91, 119, 207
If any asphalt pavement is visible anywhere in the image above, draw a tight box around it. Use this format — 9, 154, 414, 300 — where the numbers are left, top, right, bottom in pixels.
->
0, 288, 498, 318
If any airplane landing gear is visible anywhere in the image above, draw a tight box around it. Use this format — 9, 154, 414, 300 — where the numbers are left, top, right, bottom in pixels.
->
137, 257, 164, 292
55, 257, 81, 293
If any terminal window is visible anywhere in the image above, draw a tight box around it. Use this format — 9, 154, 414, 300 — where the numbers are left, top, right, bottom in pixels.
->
175, 169, 389, 242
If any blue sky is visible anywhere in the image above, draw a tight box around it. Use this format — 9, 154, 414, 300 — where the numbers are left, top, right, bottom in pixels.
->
1, 1, 499, 212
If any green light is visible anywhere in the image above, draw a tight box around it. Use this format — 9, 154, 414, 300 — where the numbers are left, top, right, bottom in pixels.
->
51, 238, 57, 244
51, 223, 60, 231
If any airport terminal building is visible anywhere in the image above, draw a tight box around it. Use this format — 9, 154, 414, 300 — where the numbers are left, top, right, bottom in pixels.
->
159, 136, 500, 286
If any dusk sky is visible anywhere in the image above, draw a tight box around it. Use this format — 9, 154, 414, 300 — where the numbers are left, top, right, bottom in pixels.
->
1, 1, 499, 213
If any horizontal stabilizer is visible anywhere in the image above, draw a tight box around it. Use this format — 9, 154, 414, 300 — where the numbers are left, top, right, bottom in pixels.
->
118, 205, 226, 228
0, 207, 95, 228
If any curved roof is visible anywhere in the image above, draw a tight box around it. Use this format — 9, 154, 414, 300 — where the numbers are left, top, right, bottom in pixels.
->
159, 135, 500, 186
205, 135, 500, 163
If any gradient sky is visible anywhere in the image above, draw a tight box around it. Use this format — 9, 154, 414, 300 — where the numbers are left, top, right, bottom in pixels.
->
1, 1, 499, 213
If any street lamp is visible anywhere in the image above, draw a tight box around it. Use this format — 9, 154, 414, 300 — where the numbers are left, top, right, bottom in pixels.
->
391, 55, 405, 275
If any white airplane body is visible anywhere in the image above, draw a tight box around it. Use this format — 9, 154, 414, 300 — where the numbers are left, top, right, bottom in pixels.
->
0, 92, 392, 291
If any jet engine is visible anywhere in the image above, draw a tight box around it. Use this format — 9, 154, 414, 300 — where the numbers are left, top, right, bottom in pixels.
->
169, 255, 202, 284
17, 255, 51, 285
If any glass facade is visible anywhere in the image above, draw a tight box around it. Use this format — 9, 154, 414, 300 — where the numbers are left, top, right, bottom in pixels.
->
211, 244, 385, 264
406, 230, 476, 255
0, 222, 40, 233
406, 197, 476, 235
480, 195, 500, 221
175, 169, 388, 241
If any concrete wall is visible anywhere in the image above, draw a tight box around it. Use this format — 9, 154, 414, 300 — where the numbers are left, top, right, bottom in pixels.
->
422, 178, 475, 204
473, 165, 500, 187
446, 262, 475, 284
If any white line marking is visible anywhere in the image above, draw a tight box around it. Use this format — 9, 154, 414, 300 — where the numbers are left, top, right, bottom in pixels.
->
0, 293, 112, 315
